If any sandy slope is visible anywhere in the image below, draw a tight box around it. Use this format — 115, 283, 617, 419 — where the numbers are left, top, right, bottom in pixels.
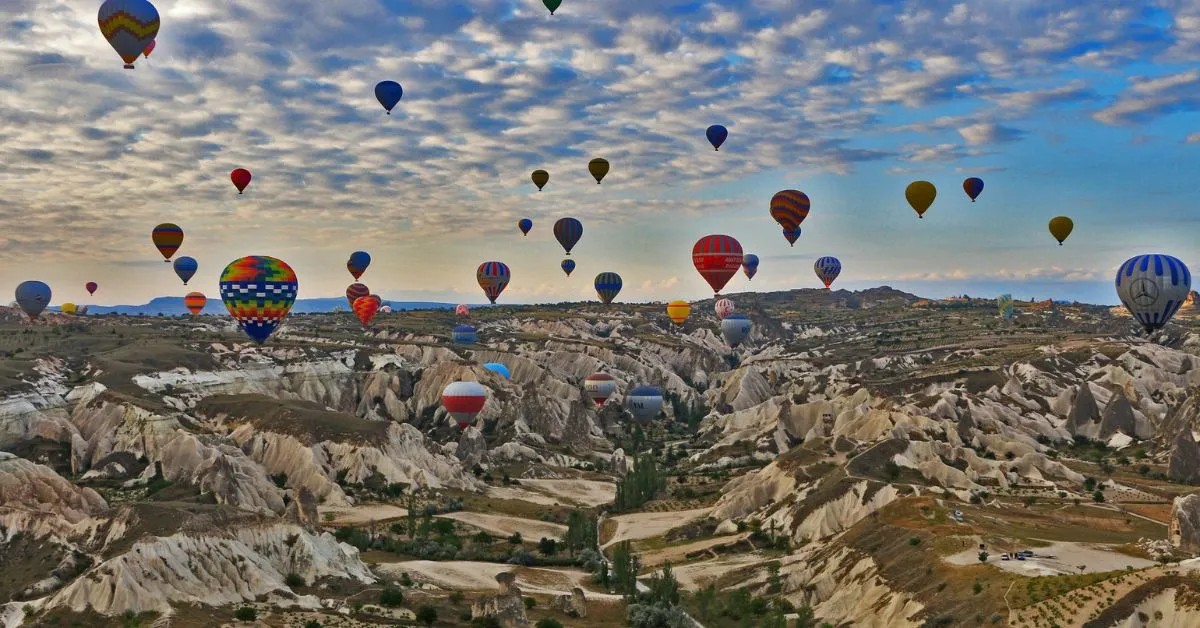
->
640, 533, 750, 567
518, 478, 616, 507
485, 484, 564, 506
376, 561, 622, 599
602, 507, 713, 548
439, 511, 567, 540
669, 553, 767, 590
323, 503, 409, 525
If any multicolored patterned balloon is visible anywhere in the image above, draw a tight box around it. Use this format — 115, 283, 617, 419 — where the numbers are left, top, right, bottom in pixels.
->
477, 261, 510, 304
152, 223, 183, 262
219, 256, 297, 344
98, 0, 160, 70
561, 258, 576, 276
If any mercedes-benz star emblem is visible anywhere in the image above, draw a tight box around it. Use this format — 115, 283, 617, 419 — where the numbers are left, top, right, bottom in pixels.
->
1129, 278, 1159, 307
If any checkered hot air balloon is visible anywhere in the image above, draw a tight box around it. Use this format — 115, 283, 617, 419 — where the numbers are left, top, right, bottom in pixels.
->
219, 256, 297, 344
98, 0, 160, 70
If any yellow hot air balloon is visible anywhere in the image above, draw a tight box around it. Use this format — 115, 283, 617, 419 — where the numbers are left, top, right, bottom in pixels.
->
905, 181, 936, 218
588, 158, 609, 184
1048, 216, 1073, 245
62, 303, 77, 315
666, 300, 691, 325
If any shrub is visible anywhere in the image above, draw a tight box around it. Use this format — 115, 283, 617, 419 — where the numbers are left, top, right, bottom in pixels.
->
524, 596, 536, 609
536, 619, 565, 628
416, 605, 438, 625
379, 587, 404, 607
305, 621, 322, 628
284, 572, 305, 588
908, 536, 921, 546
234, 607, 256, 621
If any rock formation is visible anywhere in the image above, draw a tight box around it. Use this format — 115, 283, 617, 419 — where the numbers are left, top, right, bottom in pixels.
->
1170, 494, 1200, 554
1168, 429, 1200, 484
471, 571, 529, 627
550, 586, 587, 618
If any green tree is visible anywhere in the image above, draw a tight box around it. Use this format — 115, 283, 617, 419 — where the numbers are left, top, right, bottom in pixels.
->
538, 537, 558, 556
234, 607, 256, 622
535, 619, 564, 628
415, 605, 437, 626
646, 563, 680, 605
379, 587, 404, 607
509, 531, 523, 545
610, 541, 639, 596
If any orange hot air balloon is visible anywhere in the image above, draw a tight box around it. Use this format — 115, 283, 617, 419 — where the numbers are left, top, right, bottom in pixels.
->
353, 294, 381, 327
152, 223, 183, 262
184, 292, 207, 315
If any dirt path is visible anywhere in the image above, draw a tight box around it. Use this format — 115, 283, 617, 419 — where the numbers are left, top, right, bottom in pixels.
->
602, 507, 713, 549
438, 511, 567, 540
517, 478, 616, 507
640, 533, 749, 567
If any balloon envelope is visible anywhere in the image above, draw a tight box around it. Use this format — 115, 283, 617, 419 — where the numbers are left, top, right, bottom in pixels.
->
62, 303, 77, 315
595, 272, 622, 304
588, 158, 609, 184
706, 125, 728, 150
143, 39, 155, 58
715, 298, 734, 320
584, 373, 616, 407
783, 228, 802, 246
1115, 254, 1191, 333
814, 256, 841, 289
456, 304, 470, 317
627, 385, 664, 425
963, 177, 984, 201
477, 262, 511, 304
231, 168, 252, 193
666, 300, 691, 325
770, 190, 810, 231
374, 80, 403, 113
531, 170, 549, 191
483, 363, 511, 380
905, 181, 936, 218
543, 0, 562, 14
184, 292, 207, 315
997, 294, 1015, 319
15, 281, 51, 319
345, 283, 369, 308
452, 325, 477, 344
1049, 216, 1073, 245
86, 282, 98, 296
554, 217, 583, 255
518, 218, 533, 236
742, 254, 759, 280
721, 313, 752, 347
353, 295, 380, 327
152, 223, 184, 261
173, 256, 198, 285
347, 251, 371, 280
98, 0, 160, 69
692, 235, 743, 295
442, 381, 486, 428
219, 256, 297, 344
561, 258, 576, 276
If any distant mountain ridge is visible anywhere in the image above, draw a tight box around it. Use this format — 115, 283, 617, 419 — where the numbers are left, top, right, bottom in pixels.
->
72, 297, 462, 316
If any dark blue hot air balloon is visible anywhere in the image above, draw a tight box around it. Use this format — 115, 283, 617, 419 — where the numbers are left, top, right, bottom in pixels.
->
15, 281, 51, 319
173, 256, 198, 285
518, 218, 533, 236
595, 272, 622, 304
554, 217, 583, 255
561, 258, 576, 277
347, 251, 371, 280
375, 81, 403, 114
706, 125, 728, 151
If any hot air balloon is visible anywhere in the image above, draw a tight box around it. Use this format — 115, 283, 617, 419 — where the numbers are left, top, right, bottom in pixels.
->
184, 292, 207, 315
483, 363, 511, 380
627, 385, 664, 425
518, 219, 533, 236
76, 305, 89, 315
666, 300, 691, 325
380, 305, 393, 314
905, 181, 936, 218
231, 168, 252, 194
1115, 254, 1191, 334
814, 256, 841, 289
152, 223, 183, 262
442, 381, 486, 429
218, 256, 297, 344
143, 39, 155, 58
770, 190, 810, 237
85, 282, 98, 296
15, 281, 51, 319
173, 256, 198, 285
531, 170, 549, 191
721, 313, 753, 347
742, 254, 759, 280
715, 298, 734, 320
1049, 216, 1073, 245
543, 0, 562, 15
588, 158, 609, 184
595, 272, 622, 304
783, 228, 802, 247
554, 217, 583, 255
98, 0, 160, 69
584, 373, 616, 407
963, 177, 984, 202
374, 80, 403, 114
456, 304, 470, 317
692, 235, 743, 295
62, 303, 77, 315
353, 295, 380, 327
347, 251, 371, 280
346, 283, 369, 308
706, 125, 728, 151
997, 294, 1014, 320
477, 262, 510, 304
561, 259, 576, 277
452, 325, 477, 344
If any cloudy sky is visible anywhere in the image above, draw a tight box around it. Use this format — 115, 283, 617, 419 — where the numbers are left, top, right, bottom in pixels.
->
2, 0, 1198, 306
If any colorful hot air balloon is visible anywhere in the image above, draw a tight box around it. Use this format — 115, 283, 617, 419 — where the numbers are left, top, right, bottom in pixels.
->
742, 254, 759, 280
483, 363, 510, 380
374, 80, 403, 114
554, 217, 583, 255
97, 0, 160, 70
783, 228, 802, 247
963, 177, 984, 202
588, 158, 609, 184
518, 219, 533, 236
584, 373, 617, 407
666, 300, 691, 325
1049, 216, 1073, 245
85, 282, 98, 296
692, 235, 743, 295
15, 281, 51, 319
561, 259, 576, 277
715, 298, 734, 320
814, 256, 841, 289
218, 256, 297, 344
353, 295, 381, 327
455, 303, 470, 317
173, 256, 198, 285
721, 313, 753, 347
231, 168, 252, 194
61, 303, 77, 316
627, 385, 664, 425
477, 262, 511, 304
442, 381, 486, 429
142, 39, 155, 58
706, 125, 728, 151
595, 272, 622, 304
770, 190, 811, 234
346, 283, 369, 308
905, 181, 936, 218
543, 0, 562, 15
347, 251, 371, 280
184, 292, 207, 315
452, 325, 477, 344
997, 294, 1015, 320
1115, 254, 1192, 334
152, 223, 183, 262
531, 170, 549, 191
380, 305, 393, 314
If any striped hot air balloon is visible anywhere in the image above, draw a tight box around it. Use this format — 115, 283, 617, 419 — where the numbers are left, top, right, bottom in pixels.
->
97, 0, 160, 69
584, 373, 616, 407
715, 298, 734, 320
666, 300, 691, 325
218, 256, 297, 344
554, 217, 583, 255
452, 325, 477, 344
770, 190, 810, 232
1115, 254, 1191, 334
184, 292, 207, 315
477, 262, 510, 304
692, 235, 743, 295
152, 223, 183, 262
346, 283, 369, 308
353, 295, 381, 327
173, 256, 198, 285
814, 256, 841, 289
594, 272, 622, 304
442, 380, 486, 429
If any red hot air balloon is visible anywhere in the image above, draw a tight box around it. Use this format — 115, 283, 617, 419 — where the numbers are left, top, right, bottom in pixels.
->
231, 168, 252, 194
456, 304, 470, 317
143, 39, 155, 58
442, 380, 486, 429
353, 295, 381, 327
85, 282, 98, 296
692, 235, 743, 295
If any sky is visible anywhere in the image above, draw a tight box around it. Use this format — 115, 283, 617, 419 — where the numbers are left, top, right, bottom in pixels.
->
1, 0, 1198, 307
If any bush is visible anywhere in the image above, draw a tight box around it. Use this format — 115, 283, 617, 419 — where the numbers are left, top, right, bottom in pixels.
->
399, 572, 414, 587
304, 621, 322, 628
908, 536, 921, 546
234, 607, 256, 621
536, 619, 565, 628
524, 596, 536, 609
379, 587, 404, 607
284, 572, 305, 588
449, 591, 465, 604
416, 605, 438, 625
509, 532, 523, 545
473, 618, 502, 628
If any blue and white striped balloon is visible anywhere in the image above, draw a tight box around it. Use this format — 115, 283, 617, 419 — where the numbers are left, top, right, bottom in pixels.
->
1115, 254, 1191, 333
814, 256, 842, 289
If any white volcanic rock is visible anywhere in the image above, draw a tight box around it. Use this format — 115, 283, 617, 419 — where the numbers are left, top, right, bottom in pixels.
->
0, 452, 107, 539
792, 481, 902, 542
779, 546, 923, 627
1171, 494, 1200, 554
710, 458, 799, 521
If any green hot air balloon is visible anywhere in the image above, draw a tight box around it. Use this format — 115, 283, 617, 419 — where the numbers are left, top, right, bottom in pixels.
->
544, 0, 562, 15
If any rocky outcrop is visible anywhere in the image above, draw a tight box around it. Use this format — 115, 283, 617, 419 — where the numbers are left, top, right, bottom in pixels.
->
1168, 430, 1200, 484
471, 571, 529, 627
1099, 389, 1137, 440
610, 448, 629, 476
1171, 494, 1200, 554
1068, 383, 1101, 437
0, 452, 107, 539
283, 487, 320, 529
456, 427, 487, 469
550, 586, 587, 618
